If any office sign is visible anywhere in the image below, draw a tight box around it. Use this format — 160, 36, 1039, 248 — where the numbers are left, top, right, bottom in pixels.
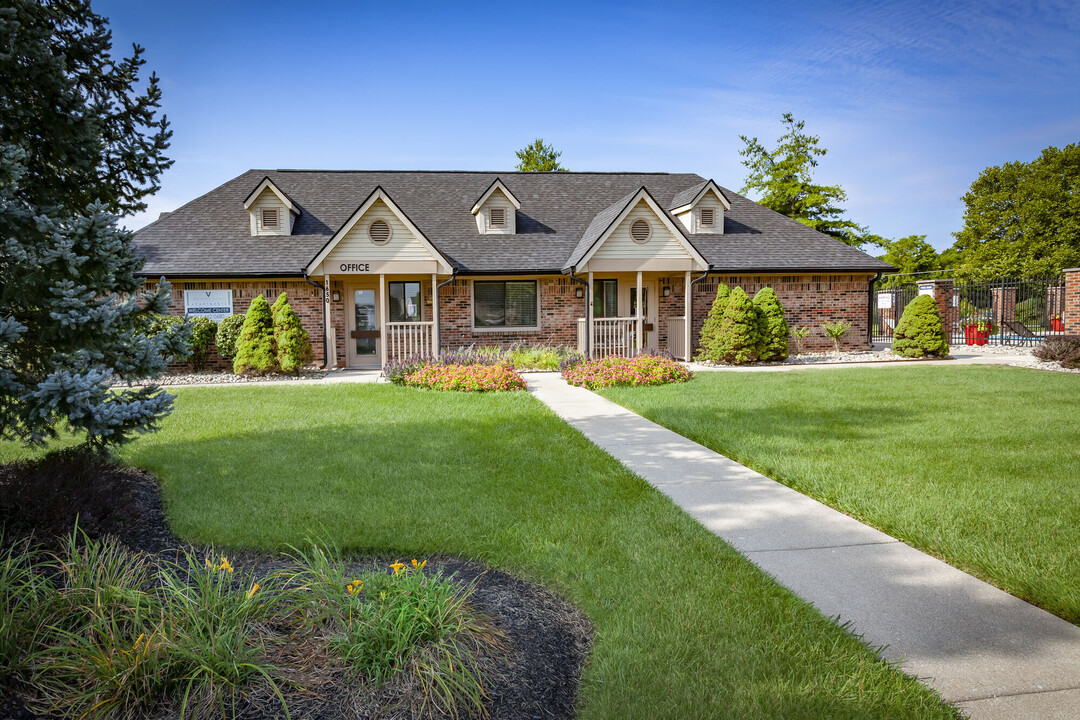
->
184, 289, 233, 322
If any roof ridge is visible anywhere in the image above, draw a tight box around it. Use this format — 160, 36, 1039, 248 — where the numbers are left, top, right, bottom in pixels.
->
267, 169, 686, 175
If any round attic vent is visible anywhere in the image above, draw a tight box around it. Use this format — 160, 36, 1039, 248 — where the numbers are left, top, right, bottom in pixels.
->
630, 218, 651, 244
369, 219, 392, 244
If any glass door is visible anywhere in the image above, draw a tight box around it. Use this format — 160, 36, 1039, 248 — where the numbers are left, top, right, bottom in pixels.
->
350, 287, 379, 365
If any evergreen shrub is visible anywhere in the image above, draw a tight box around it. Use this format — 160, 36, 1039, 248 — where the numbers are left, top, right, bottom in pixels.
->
215, 314, 245, 362
753, 287, 789, 361
271, 293, 314, 376
696, 283, 731, 362
233, 295, 278, 375
892, 295, 949, 358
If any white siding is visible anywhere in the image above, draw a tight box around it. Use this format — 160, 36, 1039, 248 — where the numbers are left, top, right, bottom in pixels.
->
248, 188, 291, 235
593, 200, 691, 260
325, 198, 437, 265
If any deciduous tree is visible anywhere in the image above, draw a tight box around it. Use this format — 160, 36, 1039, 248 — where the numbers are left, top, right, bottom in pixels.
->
740, 113, 872, 247
949, 144, 1079, 279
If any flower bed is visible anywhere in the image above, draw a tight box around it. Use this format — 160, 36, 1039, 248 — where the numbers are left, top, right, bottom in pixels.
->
562, 354, 692, 390
404, 362, 527, 392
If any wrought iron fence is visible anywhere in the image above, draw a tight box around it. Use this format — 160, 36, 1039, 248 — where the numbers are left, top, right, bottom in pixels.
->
872, 274, 1066, 347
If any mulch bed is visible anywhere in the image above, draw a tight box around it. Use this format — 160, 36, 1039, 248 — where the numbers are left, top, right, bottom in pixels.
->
0, 453, 592, 720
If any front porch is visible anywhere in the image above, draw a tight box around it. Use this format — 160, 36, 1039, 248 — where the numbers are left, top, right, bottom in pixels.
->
574, 271, 695, 360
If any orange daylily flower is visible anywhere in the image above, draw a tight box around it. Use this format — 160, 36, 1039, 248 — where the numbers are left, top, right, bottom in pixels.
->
389, 562, 405, 576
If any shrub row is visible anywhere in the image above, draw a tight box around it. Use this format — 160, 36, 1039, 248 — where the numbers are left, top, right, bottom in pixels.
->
0, 532, 497, 719
562, 354, 692, 389
233, 293, 313, 376
697, 285, 789, 365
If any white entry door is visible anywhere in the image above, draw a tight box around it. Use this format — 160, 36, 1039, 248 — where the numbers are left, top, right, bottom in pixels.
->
627, 281, 658, 352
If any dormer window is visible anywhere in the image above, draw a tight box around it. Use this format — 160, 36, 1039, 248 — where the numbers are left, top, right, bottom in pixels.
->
261, 208, 280, 231
699, 207, 715, 229
489, 207, 506, 228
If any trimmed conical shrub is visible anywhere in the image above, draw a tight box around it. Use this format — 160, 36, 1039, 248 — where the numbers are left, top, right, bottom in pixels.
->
893, 295, 949, 358
753, 287, 789, 361
696, 282, 731, 362
233, 294, 278, 374
716, 287, 761, 364
272, 292, 314, 376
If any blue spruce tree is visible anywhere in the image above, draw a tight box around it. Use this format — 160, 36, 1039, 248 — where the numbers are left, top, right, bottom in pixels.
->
0, 0, 183, 452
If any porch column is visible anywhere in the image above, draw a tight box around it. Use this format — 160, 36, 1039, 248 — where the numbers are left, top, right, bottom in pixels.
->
379, 274, 387, 368
684, 270, 692, 361
324, 274, 337, 368
431, 273, 440, 356
636, 270, 643, 354
587, 270, 594, 358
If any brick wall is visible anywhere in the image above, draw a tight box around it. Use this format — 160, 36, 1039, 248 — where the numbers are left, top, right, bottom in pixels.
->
438, 277, 588, 350
147, 279, 325, 371
690, 274, 873, 353
1065, 269, 1080, 334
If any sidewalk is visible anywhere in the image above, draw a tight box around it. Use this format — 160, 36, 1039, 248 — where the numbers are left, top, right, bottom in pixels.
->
527, 373, 1080, 719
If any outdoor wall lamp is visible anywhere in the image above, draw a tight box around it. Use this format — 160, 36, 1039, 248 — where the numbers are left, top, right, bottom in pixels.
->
575, 287, 585, 298
331, 289, 341, 302
662, 286, 671, 297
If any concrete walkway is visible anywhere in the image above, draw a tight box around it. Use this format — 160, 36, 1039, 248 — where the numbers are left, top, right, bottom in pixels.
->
527, 373, 1080, 719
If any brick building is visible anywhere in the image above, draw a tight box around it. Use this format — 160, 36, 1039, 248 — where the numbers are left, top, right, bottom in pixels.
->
133, 170, 894, 368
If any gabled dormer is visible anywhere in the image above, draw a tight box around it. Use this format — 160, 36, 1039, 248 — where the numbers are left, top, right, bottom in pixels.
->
470, 178, 520, 235
243, 176, 300, 236
669, 179, 729, 235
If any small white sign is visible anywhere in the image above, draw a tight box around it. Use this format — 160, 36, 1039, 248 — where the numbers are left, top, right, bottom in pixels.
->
184, 289, 233, 322
877, 293, 893, 309
918, 283, 934, 297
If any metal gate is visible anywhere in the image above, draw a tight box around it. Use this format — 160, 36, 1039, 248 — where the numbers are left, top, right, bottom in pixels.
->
871, 274, 1066, 347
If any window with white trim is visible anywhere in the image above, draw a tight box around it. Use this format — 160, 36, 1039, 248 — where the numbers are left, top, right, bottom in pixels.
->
489, 207, 506, 228
473, 281, 537, 328
261, 207, 279, 231
699, 207, 715, 229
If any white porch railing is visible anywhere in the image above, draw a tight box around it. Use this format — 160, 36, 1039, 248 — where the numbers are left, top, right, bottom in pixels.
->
385, 321, 434, 361
667, 316, 688, 360
585, 317, 638, 358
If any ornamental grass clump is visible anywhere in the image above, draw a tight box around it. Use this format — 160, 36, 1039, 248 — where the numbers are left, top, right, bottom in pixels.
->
405, 362, 526, 392
563, 354, 692, 389
892, 295, 950, 358
233, 294, 278, 375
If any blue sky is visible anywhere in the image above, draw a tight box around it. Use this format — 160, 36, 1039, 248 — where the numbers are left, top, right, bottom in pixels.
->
101, 0, 1079, 251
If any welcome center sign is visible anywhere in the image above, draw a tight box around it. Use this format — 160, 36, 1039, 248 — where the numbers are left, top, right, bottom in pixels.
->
184, 290, 233, 322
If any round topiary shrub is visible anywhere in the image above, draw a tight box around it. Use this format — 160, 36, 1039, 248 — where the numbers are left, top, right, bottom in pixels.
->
271, 292, 313, 376
215, 313, 245, 362
716, 287, 761, 364
893, 295, 949, 358
233, 294, 278, 375
753, 287, 789, 361
696, 282, 731, 362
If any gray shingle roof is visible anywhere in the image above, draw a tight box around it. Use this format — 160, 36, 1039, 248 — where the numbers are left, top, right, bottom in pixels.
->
669, 181, 709, 210
132, 169, 893, 276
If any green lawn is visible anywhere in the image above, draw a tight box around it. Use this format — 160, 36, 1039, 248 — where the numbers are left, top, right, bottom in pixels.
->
601, 365, 1080, 624
0, 384, 957, 719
